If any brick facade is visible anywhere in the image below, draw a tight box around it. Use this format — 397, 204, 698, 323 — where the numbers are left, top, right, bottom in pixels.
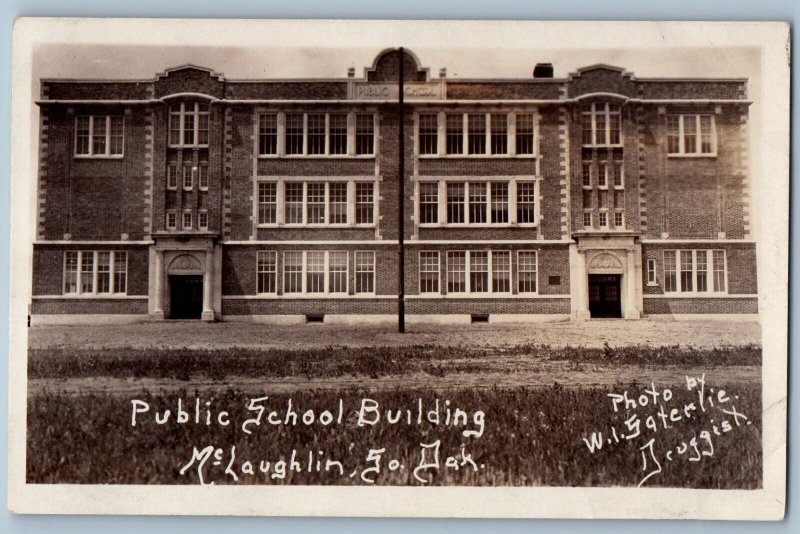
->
31, 51, 757, 323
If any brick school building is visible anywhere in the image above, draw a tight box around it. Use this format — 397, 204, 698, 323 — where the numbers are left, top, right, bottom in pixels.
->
30, 49, 757, 324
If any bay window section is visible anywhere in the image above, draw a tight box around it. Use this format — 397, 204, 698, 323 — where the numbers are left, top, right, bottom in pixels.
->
663, 250, 727, 294
168, 102, 209, 147
581, 103, 622, 147
63, 251, 127, 295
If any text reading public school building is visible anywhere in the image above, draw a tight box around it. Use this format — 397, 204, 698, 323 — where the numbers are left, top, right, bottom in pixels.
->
31, 49, 758, 324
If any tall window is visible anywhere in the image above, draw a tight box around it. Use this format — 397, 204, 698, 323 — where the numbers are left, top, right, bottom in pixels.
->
167, 164, 179, 190
166, 212, 177, 230
492, 251, 511, 293
446, 252, 467, 293
447, 183, 466, 223
328, 182, 348, 224
258, 182, 277, 224
419, 252, 440, 293
517, 251, 537, 293
490, 182, 509, 223
182, 163, 194, 190
516, 182, 536, 223
182, 211, 192, 230
516, 113, 535, 155
283, 251, 304, 293
328, 251, 348, 293
418, 113, 438, 155
419, 182, 439, 224
581, 102, 622, 146
307, 114, 326, 155
355, 182, 374, 224
667, 114, 716, 156
647, 258, 657, 285
259, 114, 278, 155
355, 114, 375, 155
490, 114, 508, 154
63, 251, 127, 295
285, 113, 305, 155
75, 115, 124, 156
354, 251, 375, 293
469, 183, 487, 223
169, 102, 209, 147
582, 163, 592, 188
198, 211, 209, 230
256, 251, 277, 294
198, 164, 209, 190
446, 114, 464, 154
284, 182, 305, 224
664, 250, 727, 293
329, 114, 348, 155
467, 114, 487, 154
306, 183, 326, 224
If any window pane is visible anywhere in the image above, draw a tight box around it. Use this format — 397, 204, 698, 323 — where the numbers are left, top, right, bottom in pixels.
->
613, 163, 624, 187
355, 114, 374, 155
667, 115, 680, 154
490, 114, 507, 154
306, 251, 325, 293
80, 252, 94, 293
197, 113, 209, 145
492, 251, 511, 293
679, 250, 693, 292
306, 182, 326, 224
582, 163, 592, 187
419, 182, 438, 224
97, 251, 111, 293
167, 165, 178, 189
700, 115, 714, 153
183, 163, 194, 189
595, 111, 607, 145
328, 251, 348, 293
328, 182, 348, 224
329, 114, 348, 154
683, 116, 697, 154
355, 251, 375, 293
664, 251, 677, 292
713, 250, 726, 292
581, 111, 593, 145
446, 182, 465, 223
183, 112, 195, 145
169, 110, 181, 145
467, 114, 486, 154
198, 164, 209, 189
76, 116, 91, 155
284, 251, 303, 293
418, 113, 438, 155
609, 109, 621, 145
468, 182, 487, 223
517, 182, 536, 223
613, 211, 624, 228
696, 250, 708, 292
419, 252, 440, 293
490, 182, 509, 223
284, 182, 304, 224
64, 251, 79, 293
355, 182, 374, 224
598, 212, 608, 227
518, 251, 537, 293
92, 117, 107, 155
647, 259, 657, 284
307, 114, 326, 155
446, 251, 466, 293
515, 113, 535, 155
470, 251, 489, 293
583, 211, 593, 228
258, 182, 277, 224
109, 116, 124, 154
285, 113, 304, 155
259, 114, 278, 155
257, 251, 277, 293
113, 252, 127, 294
598, 163, 608, 187
166, 212, 177, 230
198, 212, 209, 230
183, 211, 192, 229
446, 114, 464, 154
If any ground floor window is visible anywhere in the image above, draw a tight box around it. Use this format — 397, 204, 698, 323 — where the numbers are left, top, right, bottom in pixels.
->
663, 249, 726, 293
63, 251, 127, 295
420, 250, 537, 295
257, 250, 376, 295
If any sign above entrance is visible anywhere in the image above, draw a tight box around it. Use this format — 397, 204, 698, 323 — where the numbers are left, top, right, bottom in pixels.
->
353, 82, 443, 100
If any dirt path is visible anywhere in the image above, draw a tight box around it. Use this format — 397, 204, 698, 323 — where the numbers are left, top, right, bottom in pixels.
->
29, 319, 761, 351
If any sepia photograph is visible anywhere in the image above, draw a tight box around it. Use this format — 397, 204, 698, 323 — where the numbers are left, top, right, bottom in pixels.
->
7, 18, 789, 519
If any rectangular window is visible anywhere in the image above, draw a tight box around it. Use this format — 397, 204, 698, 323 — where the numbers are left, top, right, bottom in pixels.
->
283, 251, 303, 293
667, 114, 717, 155
182, 211, 192, 230
696, 250, 708, 292
284, 182, 304, 224
598, 211, 608, 228
355, 251, 375, 294
307, 114, 326, 155
166, 212, 177, 230
517, 182, 536, 224
516, 113, 535, 155
167, 164, 179, 190
664, 251, 677, 292
446, 251, 467, 293
329, 114, 348, 155
680, 250, 693, 292
445, 114, 464, 154
169, 102, 209, 147
447, 183, 466, 224
517, 251, 538, 293
581, 103, 622, 147
64, 251, 126, 295
182, 163, 194, 190
418, 113, 439, 155
258, 114, 278, 155
492, 251, 511, 293
612, 162, 624, 188
258, 182, 277, 224
328, 182, 348, 224
198, 164, 209, 190
490, 182, 509, 223
490, 114, 508, 155
468, 182, 488, 224
285, 113, 305, 155
647, 258, 657, 285
582, 163, 592, 188
328, 251, 348, 293
419, 251, 440, 293
713, 250, 726, 292
666, 249, 727, 293
306, 182, 326, 224
306, 251, 325, 293
256, 251, 277, 294
419, 182, 439, 224
467, 114, 486, 154
613, 211, 624, 229
598, 162, 608, 188
470, 251, 489, 293
583, 190, 593, 210
583, 211, 593, 229
355, 114, 375, 155
198, 211, 209, 230
355, 182, 374, 224
75, 115, 124, 157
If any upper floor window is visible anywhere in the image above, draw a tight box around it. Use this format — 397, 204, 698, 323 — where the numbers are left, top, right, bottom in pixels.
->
667, 114, 716, 156
581, 103, 622, 147
258, 112, 375, 157
417, 179, 537, 226
63, 250, 127, 295
663, 250, 726, 294
417, 112, 536, 157
169, 102, 209, 147
256, 179, 375, 226
75, 116, 124, 157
